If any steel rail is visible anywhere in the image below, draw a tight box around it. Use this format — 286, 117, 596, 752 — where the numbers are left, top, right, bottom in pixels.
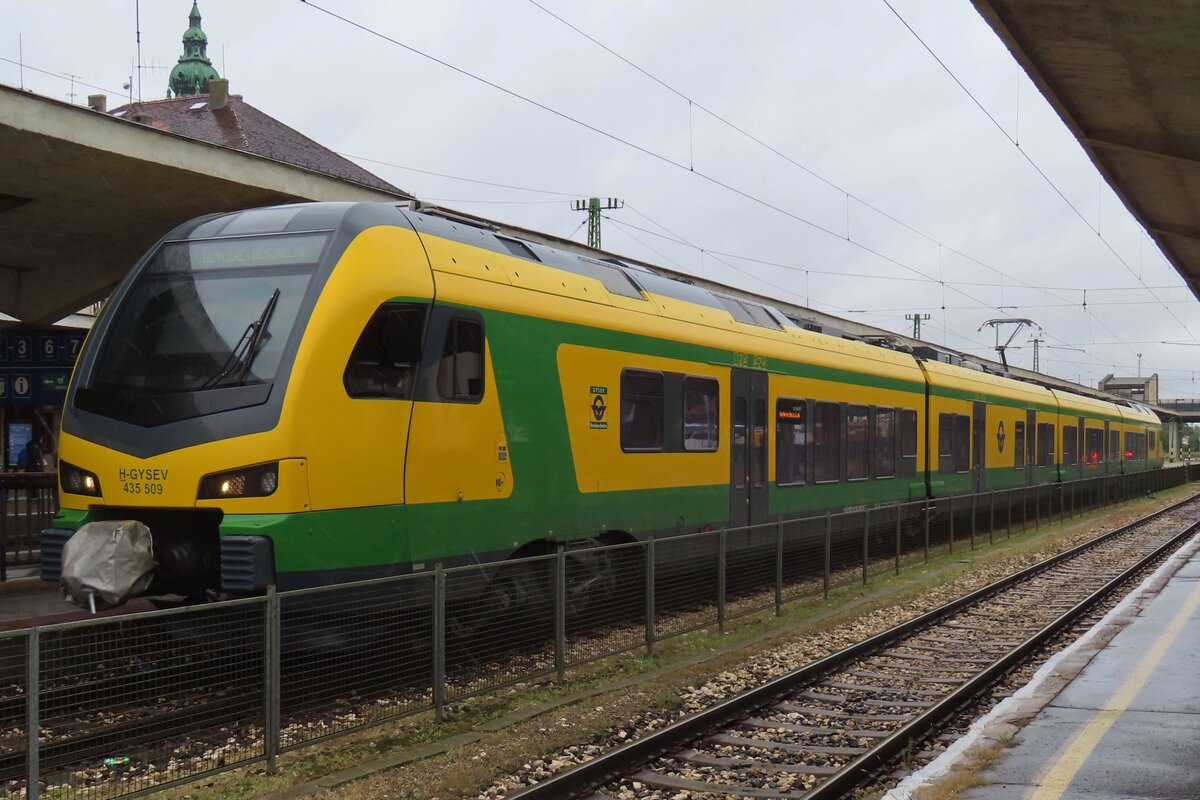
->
507, 495, 1200, 800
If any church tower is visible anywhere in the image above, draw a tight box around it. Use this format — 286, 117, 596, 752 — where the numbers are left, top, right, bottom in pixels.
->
167, 1, 220, 97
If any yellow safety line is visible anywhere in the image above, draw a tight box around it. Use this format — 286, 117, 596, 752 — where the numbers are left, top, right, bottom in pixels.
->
1028, 574, 1200, 799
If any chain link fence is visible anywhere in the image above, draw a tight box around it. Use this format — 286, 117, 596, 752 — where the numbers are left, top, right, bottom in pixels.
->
4, 465, 1194, 798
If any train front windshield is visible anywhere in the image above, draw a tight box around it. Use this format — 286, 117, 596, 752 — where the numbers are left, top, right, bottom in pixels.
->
91, 233, 327, 394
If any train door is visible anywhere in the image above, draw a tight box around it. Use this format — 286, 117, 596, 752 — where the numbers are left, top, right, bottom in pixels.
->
1075, 417, 1085, 481
1025, 410, 1036, 485
1103, 420, 1111, 476
729, 369, 769, 528
972, 402, 986, 493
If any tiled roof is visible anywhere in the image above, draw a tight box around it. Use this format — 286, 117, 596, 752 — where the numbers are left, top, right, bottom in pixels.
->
110, 94, 408, 197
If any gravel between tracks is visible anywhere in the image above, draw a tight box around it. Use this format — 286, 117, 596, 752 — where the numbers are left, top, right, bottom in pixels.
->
295, 493, 1198, 800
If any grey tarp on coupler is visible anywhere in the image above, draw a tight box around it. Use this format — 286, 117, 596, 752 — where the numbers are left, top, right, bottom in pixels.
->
60, 521, 155, 611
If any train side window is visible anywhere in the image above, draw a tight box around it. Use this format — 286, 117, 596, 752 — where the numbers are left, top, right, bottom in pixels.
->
1109, 430, 1120, 462
954, 414, 970, 474
682, 377, 719, 451
813, 402, 840, 483
621, 369, 664, 452
846, 405, 869, 480
752, 398, 767, 487
776, 398, 806, 485
1149, 430, 1157, 453
436, 316, 485, 402
1037, 423, 1054, 467
1085, 427, 1104, 463
899, 409, 917, 477
343, 303, 427, 399
875, 409, 895, 478
938, 413, 954, 474
1063, 425, 1078, 466
1014, 420, 1026, 468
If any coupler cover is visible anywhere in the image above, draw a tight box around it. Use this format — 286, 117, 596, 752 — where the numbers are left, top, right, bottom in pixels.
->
60, 521, 156, 611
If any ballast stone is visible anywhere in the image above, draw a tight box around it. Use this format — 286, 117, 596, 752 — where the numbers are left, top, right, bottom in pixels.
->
60, 521, 156, 611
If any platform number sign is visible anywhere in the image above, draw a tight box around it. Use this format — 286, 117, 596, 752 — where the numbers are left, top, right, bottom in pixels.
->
0, 329, 83, 405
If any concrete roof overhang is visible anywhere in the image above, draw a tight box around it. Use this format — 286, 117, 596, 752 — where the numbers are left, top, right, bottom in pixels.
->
0, 84, 408, 324
972, 1, 1200, 301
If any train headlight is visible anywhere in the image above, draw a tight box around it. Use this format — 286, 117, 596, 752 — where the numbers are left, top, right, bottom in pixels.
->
199, 463, 279, 499
60, 461, 102, 497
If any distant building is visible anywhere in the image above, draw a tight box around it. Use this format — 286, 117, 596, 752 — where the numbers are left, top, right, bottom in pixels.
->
107, 2, 406, 196
1098, 373, 1159, 405
168, 1, 220, 98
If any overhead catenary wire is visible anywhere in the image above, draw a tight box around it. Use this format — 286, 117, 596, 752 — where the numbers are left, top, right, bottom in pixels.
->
296, 0, 1072, 334
880, 0, 1198, 343
521, 0, 1161, 328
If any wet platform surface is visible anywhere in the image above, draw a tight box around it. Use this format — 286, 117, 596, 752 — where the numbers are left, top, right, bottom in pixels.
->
962, 546, 1200, 800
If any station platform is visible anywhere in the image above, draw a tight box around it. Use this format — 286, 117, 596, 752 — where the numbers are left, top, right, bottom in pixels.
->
0, 575, 155, 631
891, 530, 1200, 800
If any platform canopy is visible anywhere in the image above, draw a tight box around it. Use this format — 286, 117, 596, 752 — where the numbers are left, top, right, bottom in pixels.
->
974, 1, 1200, 301
0, 84, 408, 325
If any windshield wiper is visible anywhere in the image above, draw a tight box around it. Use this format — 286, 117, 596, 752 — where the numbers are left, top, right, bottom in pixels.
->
201, 288, 281, 389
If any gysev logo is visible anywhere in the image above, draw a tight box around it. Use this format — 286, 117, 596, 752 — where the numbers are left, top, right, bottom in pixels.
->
589, 385, 608, 430
996, 420, 1006, 453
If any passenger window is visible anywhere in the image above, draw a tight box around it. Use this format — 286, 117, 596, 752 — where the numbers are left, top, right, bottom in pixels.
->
752, 398, 767, 488
954, 415, 971, 474
343, 303, 426, 399
1036, 423, 1054, 467
1063, 425, 1077, 466
776, 398, 806, 486
938, 413, 954, 474
813, 402, 840, 483
899, 409, 917, 477
436, 316, 485, 401
621, 369, 664, 451
846, 405, 869, 480
1014, 420, 1026, 468
1085, 427, 1104, 463
875, 409, 895, 478
682, 377, 719, 451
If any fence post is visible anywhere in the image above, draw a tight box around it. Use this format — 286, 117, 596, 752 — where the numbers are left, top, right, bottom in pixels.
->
1022, 486, 1028, 533
823, 513, 832, 600
861, 508, 869, 586
26, 628, 38, 800
263, 586, 280, 775
433, 565, 446, 723
554, 548, 566, 683
948, 495, 955, 554
644, 539, 656, 659
1035, 485, 1041, 531
894, 507, 901, 575
1007, 489, 1013, 537
775, 519, 784, 616
923, 498, 930, 564
717, 529, 727, 636
989, 491, 995, 546
970, 492, 977, 550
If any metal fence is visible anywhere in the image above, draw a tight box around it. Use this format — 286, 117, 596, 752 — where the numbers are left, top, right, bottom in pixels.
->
0, 473, 58, 582
2, 465, 1194, 799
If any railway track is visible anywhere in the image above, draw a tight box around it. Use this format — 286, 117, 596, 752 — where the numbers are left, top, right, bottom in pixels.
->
506, 497, 1200, 800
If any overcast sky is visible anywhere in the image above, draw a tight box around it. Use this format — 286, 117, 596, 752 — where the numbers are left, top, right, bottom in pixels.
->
3, 1, 1198, 396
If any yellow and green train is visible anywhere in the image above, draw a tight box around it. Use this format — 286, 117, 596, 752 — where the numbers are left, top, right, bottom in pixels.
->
42, 201, 1165, 599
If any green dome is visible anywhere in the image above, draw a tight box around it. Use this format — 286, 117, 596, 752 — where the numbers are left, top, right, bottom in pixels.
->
168, 1, 220, 98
